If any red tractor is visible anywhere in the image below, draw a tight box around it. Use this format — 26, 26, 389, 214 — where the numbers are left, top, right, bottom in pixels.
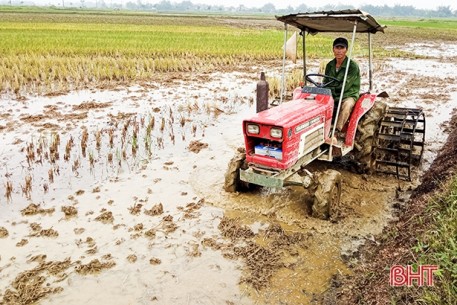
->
224, 10, 426, 220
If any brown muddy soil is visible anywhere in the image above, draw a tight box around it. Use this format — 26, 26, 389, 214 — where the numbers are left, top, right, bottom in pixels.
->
0, 42, 456, 305
413, 109, 457, 197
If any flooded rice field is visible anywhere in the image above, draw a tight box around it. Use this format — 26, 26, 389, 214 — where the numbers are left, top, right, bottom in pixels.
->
1, 43, 457, 305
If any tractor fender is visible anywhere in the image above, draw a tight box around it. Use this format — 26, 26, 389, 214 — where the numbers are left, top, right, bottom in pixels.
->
344, 93, 377, 146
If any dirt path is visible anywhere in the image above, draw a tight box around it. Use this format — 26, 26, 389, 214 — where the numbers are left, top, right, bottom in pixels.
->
0, 42, 456, 305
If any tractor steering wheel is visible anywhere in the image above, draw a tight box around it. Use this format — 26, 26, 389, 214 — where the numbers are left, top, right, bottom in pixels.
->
305, 73, 341, 88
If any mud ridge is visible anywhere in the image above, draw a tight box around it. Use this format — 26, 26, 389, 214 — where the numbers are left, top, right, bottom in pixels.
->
322, 111, 457, 304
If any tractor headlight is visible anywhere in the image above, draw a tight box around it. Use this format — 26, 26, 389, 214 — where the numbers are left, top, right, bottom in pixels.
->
247, 124, 260, 134
270, 128, 282, 139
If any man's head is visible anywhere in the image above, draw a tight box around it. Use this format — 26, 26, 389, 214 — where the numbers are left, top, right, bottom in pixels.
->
333, 37, 348, 61
333, 37, 348, 49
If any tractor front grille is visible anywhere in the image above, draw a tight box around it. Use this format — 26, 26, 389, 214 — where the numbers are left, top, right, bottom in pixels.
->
303, 126, 324, 154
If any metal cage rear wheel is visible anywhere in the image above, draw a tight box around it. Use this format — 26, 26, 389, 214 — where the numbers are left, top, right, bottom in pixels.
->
374, 107, 426, 181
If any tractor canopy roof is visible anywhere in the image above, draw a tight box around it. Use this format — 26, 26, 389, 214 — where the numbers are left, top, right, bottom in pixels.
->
276, 9, 385, 34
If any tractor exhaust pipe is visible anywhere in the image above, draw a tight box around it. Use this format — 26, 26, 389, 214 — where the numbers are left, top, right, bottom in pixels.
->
256, 72, 269, 113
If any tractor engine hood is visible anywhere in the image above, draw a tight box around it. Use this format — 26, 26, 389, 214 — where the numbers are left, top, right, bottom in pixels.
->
244, 96, 332, 130
242, 96, 334, 170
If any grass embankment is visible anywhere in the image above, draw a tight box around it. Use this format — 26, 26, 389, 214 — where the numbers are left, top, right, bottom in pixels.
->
389, 110, 457, 305
332, 113, 457, 305
385, 178, 457, 305
406, 179, 457, 304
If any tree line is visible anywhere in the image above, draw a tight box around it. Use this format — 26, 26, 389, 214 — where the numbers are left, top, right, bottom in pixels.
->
5, 0, 456, 18
105, 1, 456, 17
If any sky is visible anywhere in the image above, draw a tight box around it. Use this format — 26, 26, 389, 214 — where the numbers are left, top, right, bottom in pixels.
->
18, 0, 457, 11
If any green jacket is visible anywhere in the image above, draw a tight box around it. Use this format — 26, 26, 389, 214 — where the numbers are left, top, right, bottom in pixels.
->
324, 57, 360, 101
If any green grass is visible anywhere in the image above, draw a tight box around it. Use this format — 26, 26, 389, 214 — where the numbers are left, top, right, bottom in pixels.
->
418, 178, 457, 304
405, 178, 457, 304
377, 18, 457, 42
380, 18, 457, 30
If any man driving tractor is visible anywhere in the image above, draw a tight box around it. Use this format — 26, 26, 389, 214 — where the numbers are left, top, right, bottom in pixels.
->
224, 10, 426, 219
324, 37, 361, 143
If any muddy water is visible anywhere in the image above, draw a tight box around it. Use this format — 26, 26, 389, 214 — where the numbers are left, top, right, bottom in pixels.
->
0, 73, 257, 304
192, 143, 405, 304
1, 43, 457, 305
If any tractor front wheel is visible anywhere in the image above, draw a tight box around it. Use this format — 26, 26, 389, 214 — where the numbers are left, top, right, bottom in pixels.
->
223, 148, 251, 192
312, 170, 342, 220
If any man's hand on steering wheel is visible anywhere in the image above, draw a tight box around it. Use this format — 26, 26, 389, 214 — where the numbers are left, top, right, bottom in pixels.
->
305, 73, 341, 88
